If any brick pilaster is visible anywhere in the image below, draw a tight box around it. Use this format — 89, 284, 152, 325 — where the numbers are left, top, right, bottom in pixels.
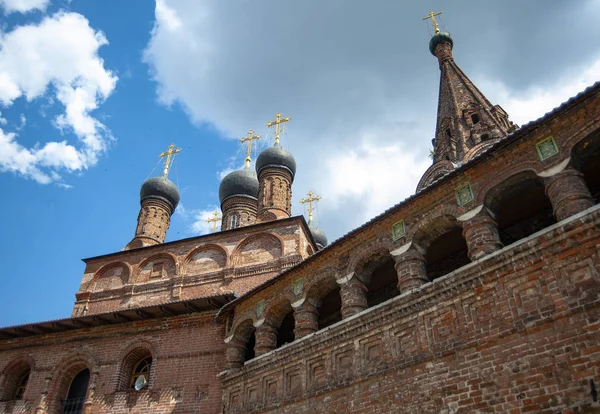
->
460, 207, 503, 261
545, 167, 594, 221
338, 275, 368, 319
254, 322, 277, 356
292, 299, 319, 339
393, 247, 429, 293
225, 339, 247, 370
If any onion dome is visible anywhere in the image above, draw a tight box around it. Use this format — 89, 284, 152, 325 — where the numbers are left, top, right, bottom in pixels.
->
219, 166, 259, 204
429, 31, 453, 56
309, 221, 328, 250
140, 175, 180, 211
256, 142, 296, 180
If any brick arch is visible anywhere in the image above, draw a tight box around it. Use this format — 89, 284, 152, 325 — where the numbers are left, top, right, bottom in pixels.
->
416, 160, 455, 192
463, 139, 501, 163
114, 340, 157, 392
346, 238, 393, 278
407, 204, 465, 245
91, 262, 131, 292
476, 162, 541, 204
304, 267, 339, 305
562, 115, 600, 153
231, 232, 283, 267
264, 296, 294, 328
0, 355, 34, 401
230, 314, 257, 344
47, 351, 96, 413
183, 244, 228, 275
135, 252, 179, 283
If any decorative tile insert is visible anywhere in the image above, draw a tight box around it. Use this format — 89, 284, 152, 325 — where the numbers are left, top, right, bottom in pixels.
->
536, 136, 559, 161
392, 219, 406, 241
292, 279, 304, 296
455, 183, 474, 206
256, 300, 265, 318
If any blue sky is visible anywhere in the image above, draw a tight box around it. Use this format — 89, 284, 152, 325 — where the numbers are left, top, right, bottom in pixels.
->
0, 0, 599, 327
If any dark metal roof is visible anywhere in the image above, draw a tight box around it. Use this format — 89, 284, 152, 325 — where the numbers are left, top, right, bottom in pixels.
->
0, 293, 236, 340
429, 31, 453, 56
256, 143, 297, 179
216, 81, 600, 320
140, 175, 180, 211
218, 166, 259, 204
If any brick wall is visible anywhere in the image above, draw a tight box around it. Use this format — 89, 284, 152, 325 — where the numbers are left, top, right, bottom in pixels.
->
221, 205, 600, 413
0, 311, 225, 413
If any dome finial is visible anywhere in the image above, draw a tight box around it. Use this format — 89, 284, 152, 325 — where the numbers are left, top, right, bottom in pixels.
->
266, 112, 291, 146
423, 10, 442, 34
300, 191, 322, 225
240, 130, 261, 168
159, 143, 181, 177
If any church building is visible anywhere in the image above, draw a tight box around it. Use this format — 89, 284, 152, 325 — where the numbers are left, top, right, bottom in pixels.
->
1, 15, 600, 413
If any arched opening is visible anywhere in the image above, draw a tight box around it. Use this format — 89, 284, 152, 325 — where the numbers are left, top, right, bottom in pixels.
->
480, 133, 490, 142
245, 330, 256, 362
129, 356, 152, 390
13, 371, 29, 400
486, 172, 556, 246
276, 309, 295, 348
425, 227, 469, 280
471, 113, 480, 125
0, 360, 31, 402
572, 130, 600, 203
414, 215, 469, 281
62, 368, 90, 414
318, 286, 342, 329
366, 257, 400, 307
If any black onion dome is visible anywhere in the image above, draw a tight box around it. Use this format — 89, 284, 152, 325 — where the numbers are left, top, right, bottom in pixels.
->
219, 166, 259, 204
140, 175, 180, 211
309, 222, 328, 249
429, 31, 453, 56
256, 143, 296, 180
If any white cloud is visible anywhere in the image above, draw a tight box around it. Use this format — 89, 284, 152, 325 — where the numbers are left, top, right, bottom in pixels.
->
475, 58, 600, 127
143, 0, 599, 240
0, 11, 117, 183
0, 0, 49, 14
0, 111, 6, 125
176, 203, 221, 235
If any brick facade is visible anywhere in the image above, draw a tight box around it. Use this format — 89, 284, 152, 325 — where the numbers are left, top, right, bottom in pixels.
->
1, 31, 600, 414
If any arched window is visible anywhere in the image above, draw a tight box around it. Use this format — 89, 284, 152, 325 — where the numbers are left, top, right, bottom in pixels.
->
13, 370, 29, 400
62, 368, 90, 414
129, 357, 152, 389
471, 113, 480, 124
231, 214, 238, 229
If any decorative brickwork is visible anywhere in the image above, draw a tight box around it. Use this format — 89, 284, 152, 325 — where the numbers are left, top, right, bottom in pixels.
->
126, 198, 173, 250
257, 167, 293, 221
221, 195, 258, 231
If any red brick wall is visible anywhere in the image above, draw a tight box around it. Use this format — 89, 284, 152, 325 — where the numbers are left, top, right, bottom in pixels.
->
221, 205, 600, 413
0, 311, 225, 413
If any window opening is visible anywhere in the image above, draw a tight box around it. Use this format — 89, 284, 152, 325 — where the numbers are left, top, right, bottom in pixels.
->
13, 371, 29, 400
231, 215, 238, 229
471, 113, 480, 124
276, 311, 295, 348
318, 286, 342, 329
62, 368, 90, 414
129, 357, 152, 390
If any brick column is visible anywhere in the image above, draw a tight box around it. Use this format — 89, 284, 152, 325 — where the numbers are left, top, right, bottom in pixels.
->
393, 247, 429, 293
338, 275, 368, 319
545, 167, 594, 221
292, 299, 319, 339
460, 207, 503, 261
225, 339, 247, 370
254, 322, 277, 356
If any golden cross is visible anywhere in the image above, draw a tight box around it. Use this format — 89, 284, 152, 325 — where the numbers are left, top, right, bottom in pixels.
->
240, 130, 261, 167
299, 191, 321, 224
266, 113, 291, 145
159, 143, 181, 177
206, 211, 221, 233
423, 11, 442, 34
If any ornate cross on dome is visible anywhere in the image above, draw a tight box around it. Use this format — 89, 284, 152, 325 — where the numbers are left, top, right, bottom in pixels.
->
206, 211, 221, 233
266, 113, 291, 145
159, 143, 181, 177
423, 11, 442, 34
300, 191, 321, 224
240, 130, 261, 167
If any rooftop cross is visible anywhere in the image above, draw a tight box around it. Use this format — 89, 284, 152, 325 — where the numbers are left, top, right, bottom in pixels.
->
423, 11, 442, 34
159, 143, 181, 177
300, 191, 321, 224
206, 211, 221, 233
266, 113, 291, 145
240, 130, 261, 167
